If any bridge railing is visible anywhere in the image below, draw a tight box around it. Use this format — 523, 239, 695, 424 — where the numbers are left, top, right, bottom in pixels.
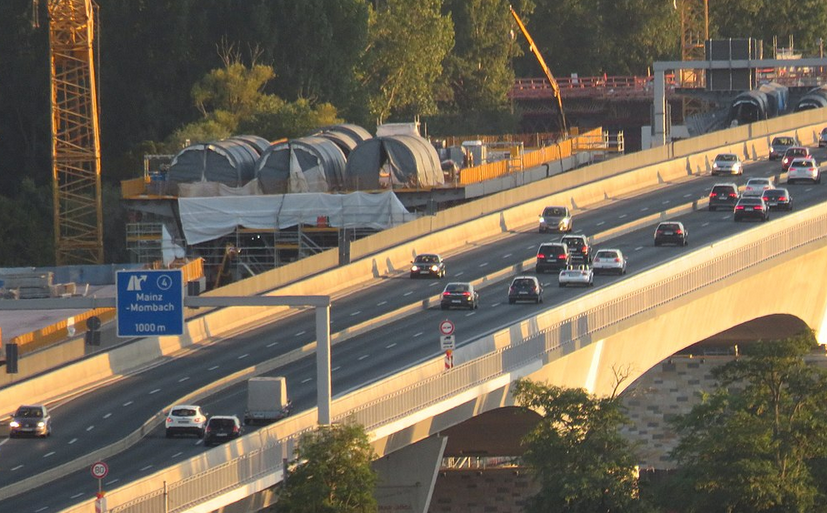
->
94, 199, 827, 513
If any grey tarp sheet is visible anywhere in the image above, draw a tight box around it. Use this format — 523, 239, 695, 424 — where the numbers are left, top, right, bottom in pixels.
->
345, 135, 443, 190
256, 137, 347, 194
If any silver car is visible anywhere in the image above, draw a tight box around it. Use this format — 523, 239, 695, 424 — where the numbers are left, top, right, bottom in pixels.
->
538, 206, 573, 233
9, 405, 52, 438
592, 249, 627, 275
742, 177, 774, 197
711, 153, 743, 175
558, 265, 594, 287
786, 158, 821, 184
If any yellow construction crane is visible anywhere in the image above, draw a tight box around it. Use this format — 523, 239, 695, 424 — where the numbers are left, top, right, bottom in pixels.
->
678, 0, 709, 119
509, 5, 568, 133
37, 0, 104, 265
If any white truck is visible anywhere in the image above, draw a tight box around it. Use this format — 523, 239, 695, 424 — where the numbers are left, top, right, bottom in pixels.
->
243, 376, 292, 425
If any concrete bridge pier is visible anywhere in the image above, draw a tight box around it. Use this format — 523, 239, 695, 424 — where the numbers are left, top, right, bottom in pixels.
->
373, 435, 448, 513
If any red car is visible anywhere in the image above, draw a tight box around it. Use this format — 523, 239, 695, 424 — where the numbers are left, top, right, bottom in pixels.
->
781, 146, 811, 172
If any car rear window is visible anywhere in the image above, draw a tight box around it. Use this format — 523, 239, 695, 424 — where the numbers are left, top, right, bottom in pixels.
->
763, 190, 784, 198
540, 244, 565, 254
445, 284, 468, 292
512, 279, 536, 288
794, 160, 815, 167
596, 251, 618, 258
787, 148, 807, 157
659, 223, 680, 230
208, 418, 236, 429
561, 237, 583, 245
172, 408, 197, 417
712, 185, 735, 193
739, 198, 762, 205
773, 137, 794, 145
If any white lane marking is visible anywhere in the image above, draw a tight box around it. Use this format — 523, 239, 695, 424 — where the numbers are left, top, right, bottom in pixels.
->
103, 413, 112, 419
140, 465, 153, 471
806, 187, 814, 192
683, 193, 692, 198
332, 366, 341, 372
295, 331, 306, 337
721, 215, 729, 220
619, 214, 627, 219
172, 452, 183, 458
266, 342, 278, 348
301, 377, 312, 384
350, 311, 361, 316
596, 221, 605, 226
386, 342, 397, 348
502, 253, 512, 258
413, 332, 423, 338
11, 465, 23, 471
465, 311, 476, 317
122, 401, 133, 407
634, 246, 644, 251
43, 451, 55, 458
86, 425, 95, 432
377, 301, 387, 306
35, 507, 48, 513
429, 281, 439, 286
662, 200, 670, 204
149, 389, 161, 394
702, 222, 710, 227
238, 353, 249, 360
106, 479, 119, 485
358, 354, 370, 361
491, 302, 501, 307
68, 438, 77, 445
641, 207, 649, 211
403, 291, 413, 296
574, 229, 583, 234
208, 366, 219, 371
71, 493, 83, 499
525, 245, 535, 250
0, 439, 7, 447
479, 262, 488, 267
455, 271, 465, 276
178, 377, 189, 383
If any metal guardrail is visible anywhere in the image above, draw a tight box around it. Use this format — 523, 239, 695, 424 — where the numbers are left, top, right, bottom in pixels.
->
86, 204, 827, 513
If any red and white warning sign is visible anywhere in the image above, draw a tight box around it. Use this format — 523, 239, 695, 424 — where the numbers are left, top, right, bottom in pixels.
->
439, 319, 455, 336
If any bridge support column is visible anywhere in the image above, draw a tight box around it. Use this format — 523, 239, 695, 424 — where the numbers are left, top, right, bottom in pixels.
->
373, 435, 448, 513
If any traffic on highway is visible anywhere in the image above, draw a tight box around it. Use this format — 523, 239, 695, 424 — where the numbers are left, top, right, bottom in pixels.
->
2, 142, 826, 511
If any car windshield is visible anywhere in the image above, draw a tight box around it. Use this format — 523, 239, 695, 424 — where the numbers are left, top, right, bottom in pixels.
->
773, 137, 794, 145
171, 408, 197, 417
445, 284, 468, 293
414, 255, 436, 264
716, 154, 736, 161
543, 207, 565, 217
15, 407, 42, 418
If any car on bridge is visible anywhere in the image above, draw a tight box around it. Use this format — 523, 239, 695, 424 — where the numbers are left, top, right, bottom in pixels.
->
734, 197, 769, 222
708, 183, 740, 211
9, 404, 51, 438
782, 146, 811, 172
535, 242, 571, 273
558, 265, 594, 287
538, 205, 573, 233
762, 188, 793, 211
820, 128, 827, 147
711, 153, 743, 175
203, 415, 243, 446
165, 404, 208, 438
786, 158, 821, 184
410, 254, 446, 279
769, 136, 798, 160
592, 249, 627, 275
508, 276, 544, 304
743, 177, 775, 197
559, 234, 593, 264
440, 282, 479, 310
654, 222, 688, 246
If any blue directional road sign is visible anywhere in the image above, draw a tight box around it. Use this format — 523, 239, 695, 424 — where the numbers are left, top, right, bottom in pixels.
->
116, 269, 184, 337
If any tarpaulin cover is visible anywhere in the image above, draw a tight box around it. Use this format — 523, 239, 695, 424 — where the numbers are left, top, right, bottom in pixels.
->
256, 137, 347, 194
168, 137, 261, 189
178, 191, 414, 245
345, 134, 443, 190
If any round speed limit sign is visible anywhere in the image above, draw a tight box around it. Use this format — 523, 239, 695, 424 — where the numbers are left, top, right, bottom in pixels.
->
91, 461, 109, 480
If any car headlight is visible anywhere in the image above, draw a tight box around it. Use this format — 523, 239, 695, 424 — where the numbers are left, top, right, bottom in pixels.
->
431, 265, 439, 272
539, 217, 546, 224
411, 265, 419, 271
713, 162, 719, 169
10, 421, 19, 428
37, 421, 45, 428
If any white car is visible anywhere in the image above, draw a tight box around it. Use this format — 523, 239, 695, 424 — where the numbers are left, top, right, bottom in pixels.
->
742, 177, 774, 197
711, 153, 743, 175
558, 265, 594, 287
592, 249, 627, 275
165, 404, 208, 438
786, 158, 821, 184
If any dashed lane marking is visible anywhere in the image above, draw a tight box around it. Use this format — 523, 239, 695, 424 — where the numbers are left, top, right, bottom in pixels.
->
295, 331, 306, 337
619, 214, 627, 219
386, 343, 397, 348
403, 291, 413, 296
301, 377, 312, 384
465, 311, 476, 317
377, 301, 387, 306
358, 354, 370, 361
634, 246, 644, 251
332, 366, 341, 372
596, 221, 605, 226
70, 493, 83, 499
702, 222, 710, 227
238, 354, 249, 360
172, 452, 183, 458
149, 389, 161, 394
208, 366, 219, 371
141, 465, 153, 472
178, 377, 189, 383
413, 332, 423, 337
86, 425, 94, 432
502, 253, 512, 258
266, 342, 278, 348
11, 465, 23, 471
455, 271, 465, 276
43, 452, 55, 458
103, 413, 112, 419
350, 311, 361, 316
479, 262, 489, 267
68, 438, 77, 445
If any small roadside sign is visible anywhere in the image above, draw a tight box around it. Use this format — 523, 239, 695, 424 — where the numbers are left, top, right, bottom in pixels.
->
440, 334, 456, 351
91, 461, 109, 480
439, 319, 455, 336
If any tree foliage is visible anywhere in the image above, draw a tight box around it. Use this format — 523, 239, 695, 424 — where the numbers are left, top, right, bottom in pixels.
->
667, 331, 827, 512
277, 421, 378, 513
513, 379, 648, 513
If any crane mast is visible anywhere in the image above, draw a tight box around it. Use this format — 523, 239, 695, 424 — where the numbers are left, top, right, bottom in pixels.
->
509, 6, 568, 133
47, 0, 104, 264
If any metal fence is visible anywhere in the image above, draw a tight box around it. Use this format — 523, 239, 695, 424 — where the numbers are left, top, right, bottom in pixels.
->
81, 209, 826, 513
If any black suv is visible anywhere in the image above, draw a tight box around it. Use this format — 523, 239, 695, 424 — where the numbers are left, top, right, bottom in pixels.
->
535, 242, 571, 273
654, 222, 688, 246
708, 183, 739, 211
734, 197, 769, 222
559, 235, 593, 264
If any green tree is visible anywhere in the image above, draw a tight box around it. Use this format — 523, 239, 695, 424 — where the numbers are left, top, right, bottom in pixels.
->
0, 179, 53, 267
667, 331, 827, 512
359, 0, 454, 122
513, 379, 648, 513
277, 421, 378, 513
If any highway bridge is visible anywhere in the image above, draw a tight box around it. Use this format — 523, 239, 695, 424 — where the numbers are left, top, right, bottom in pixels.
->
2, 111, 827, 512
